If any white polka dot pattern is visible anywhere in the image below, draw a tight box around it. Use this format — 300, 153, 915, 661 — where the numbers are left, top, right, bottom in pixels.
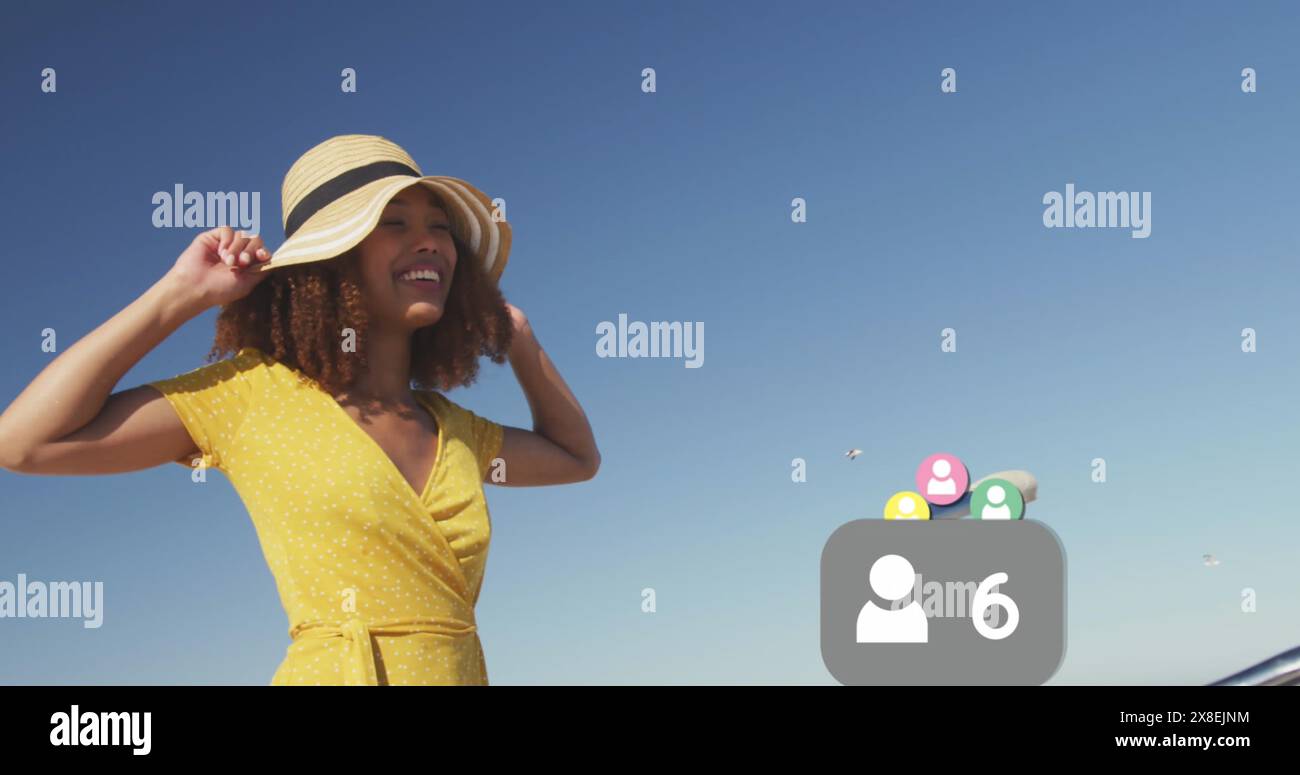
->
147, 347, 506, 685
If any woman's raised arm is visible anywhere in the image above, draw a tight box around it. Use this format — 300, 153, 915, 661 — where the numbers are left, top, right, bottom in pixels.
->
0, 227, 271, 475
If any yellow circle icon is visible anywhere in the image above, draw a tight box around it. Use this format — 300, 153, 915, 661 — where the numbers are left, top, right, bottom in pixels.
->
884, 491, 931, 520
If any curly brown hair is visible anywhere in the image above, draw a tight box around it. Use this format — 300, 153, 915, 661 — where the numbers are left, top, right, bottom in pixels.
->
205, 228, 513, 396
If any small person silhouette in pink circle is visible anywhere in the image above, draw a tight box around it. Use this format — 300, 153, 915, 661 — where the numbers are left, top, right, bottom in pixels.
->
915, 453, 969, 506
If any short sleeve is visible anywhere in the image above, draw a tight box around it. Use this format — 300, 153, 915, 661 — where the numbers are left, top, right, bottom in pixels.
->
466, 408, 505, 481
146, 347, 263, 471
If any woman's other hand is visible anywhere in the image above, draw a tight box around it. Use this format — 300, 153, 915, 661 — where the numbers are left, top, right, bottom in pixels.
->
166, 226, 274, 311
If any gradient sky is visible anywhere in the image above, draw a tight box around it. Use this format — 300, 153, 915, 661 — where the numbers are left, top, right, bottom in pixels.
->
2, 0, 1298, 684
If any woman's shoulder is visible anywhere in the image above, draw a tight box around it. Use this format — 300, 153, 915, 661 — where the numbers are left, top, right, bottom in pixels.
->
227, 346, 279, 375
419, 390, 502, 440
419, 388, 456, 415
225, 346, 309, 392
419, 390, 487, 425
233, 345, 270, 363
421, 391, 504, 473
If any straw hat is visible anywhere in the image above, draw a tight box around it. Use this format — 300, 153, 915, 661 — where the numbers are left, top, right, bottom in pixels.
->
261, 134, 511, 284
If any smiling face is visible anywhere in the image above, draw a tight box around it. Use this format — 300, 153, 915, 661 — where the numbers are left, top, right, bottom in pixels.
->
354, 183, 459, 332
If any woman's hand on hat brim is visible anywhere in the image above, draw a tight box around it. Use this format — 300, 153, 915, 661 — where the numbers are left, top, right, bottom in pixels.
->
216, 228, 272, 270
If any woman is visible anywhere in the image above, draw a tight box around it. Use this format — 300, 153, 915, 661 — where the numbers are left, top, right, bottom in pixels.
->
0, 134, 601, 685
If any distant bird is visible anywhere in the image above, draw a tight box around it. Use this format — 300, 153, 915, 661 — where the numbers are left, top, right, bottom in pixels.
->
1203, 554, 1221, 567
845, 449, 863, 460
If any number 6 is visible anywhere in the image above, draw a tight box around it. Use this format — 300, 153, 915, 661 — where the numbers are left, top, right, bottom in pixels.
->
972, 572, 1020, 640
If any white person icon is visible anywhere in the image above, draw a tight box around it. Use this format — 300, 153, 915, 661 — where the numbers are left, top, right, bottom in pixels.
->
856, 554, 928, 643
914, 453, 970, 507
927, 459, 957, 496
970, 478, 1026, 520
883, 491, 931, 520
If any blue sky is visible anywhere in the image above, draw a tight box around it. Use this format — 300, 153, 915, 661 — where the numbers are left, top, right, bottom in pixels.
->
2, 0, 1299, 684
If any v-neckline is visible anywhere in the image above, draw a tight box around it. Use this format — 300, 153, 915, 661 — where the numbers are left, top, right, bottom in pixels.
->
319, 388, 445, 504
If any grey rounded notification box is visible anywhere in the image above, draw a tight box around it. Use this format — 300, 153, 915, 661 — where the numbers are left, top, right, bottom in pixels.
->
821, 520, 1066, 685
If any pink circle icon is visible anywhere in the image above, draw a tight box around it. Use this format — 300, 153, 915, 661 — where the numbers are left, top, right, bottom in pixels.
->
915, 453, 969, 505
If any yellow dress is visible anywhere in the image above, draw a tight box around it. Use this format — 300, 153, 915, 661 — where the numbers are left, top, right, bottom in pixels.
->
147, 346, 504, 685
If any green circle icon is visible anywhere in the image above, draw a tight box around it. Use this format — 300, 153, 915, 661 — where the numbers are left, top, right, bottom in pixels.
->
970, 478, 1025, 520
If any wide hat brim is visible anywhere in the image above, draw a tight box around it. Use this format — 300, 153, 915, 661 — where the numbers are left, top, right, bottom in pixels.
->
260, 174, 510, 284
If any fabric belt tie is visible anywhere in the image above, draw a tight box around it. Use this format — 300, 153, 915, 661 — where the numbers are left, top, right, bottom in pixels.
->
289, 616, 478, 686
